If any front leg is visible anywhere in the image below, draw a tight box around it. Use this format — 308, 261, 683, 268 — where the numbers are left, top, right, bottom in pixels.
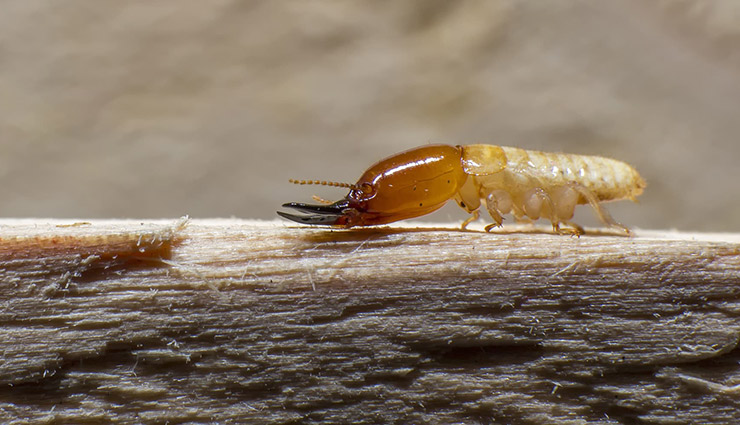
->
460, 210, 480, 230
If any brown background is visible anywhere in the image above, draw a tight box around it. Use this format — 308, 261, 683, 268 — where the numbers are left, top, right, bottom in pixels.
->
1, 1, 739, 232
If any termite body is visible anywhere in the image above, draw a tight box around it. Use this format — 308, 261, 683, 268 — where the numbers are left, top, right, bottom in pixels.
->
278, 144, 645, 235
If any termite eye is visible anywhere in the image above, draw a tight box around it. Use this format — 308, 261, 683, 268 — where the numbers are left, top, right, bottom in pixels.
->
459, 201, 466, 208
360, 183, 373, 195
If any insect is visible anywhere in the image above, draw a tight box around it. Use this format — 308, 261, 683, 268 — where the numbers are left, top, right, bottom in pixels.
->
277, 144, 646, 235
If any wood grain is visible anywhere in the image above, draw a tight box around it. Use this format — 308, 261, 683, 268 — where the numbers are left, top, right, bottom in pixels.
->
1, 219, 739, 424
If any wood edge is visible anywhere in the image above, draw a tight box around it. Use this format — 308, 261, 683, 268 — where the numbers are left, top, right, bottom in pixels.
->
0, 217, 737, 243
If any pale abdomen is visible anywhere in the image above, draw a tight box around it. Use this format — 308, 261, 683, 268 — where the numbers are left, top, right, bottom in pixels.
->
490, 147, 645, 203
462, 145, 646, 233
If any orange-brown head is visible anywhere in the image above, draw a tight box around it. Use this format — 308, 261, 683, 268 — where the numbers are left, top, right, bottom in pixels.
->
278, 145, 468, 227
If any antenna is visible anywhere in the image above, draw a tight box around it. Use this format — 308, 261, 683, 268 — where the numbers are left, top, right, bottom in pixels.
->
289, 179, 356, 189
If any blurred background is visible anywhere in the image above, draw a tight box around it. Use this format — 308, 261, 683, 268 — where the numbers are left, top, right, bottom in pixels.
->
1, 1, 739, 231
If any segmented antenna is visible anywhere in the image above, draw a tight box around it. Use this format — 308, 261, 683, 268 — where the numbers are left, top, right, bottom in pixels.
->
289, 179, 356, 189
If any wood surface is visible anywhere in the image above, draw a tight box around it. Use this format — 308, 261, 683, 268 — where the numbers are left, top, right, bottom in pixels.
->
1, 218, 739, 424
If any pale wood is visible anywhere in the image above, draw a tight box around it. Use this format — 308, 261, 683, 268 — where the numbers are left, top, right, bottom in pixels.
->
1, 218, 739, 424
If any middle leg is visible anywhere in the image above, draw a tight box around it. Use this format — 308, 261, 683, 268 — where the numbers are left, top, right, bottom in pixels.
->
483, 190, 511, 232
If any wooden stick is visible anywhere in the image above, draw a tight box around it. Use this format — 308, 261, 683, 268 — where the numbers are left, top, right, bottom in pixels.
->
1, 218, 739, 424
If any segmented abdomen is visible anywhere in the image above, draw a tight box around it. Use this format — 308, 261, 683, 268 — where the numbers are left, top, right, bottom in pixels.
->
500, 147, 645, 202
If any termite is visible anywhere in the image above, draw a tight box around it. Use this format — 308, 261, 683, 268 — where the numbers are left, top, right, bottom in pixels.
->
277, 144, 646, 235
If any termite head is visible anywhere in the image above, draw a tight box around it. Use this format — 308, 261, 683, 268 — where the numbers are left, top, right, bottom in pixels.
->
278, 145, 469, 227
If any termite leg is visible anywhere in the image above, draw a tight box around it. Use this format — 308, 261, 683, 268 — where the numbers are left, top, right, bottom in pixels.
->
484, 222, 501, 232
509, 196, 531, 224
568, 182, 631, 235
553, 221, 584, 237
460, 210, 480, 230
483, 190, 508, 232
522, 187, 561, 234
565, 222, 585, 236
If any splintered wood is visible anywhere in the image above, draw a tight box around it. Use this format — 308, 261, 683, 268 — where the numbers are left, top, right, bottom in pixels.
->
0, 219, 739, 424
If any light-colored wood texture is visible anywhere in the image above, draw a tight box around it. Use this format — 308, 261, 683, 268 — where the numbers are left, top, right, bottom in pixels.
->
1, 219, 739, 424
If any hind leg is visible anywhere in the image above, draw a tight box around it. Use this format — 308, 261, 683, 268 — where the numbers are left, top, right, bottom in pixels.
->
567, 182, 630, 235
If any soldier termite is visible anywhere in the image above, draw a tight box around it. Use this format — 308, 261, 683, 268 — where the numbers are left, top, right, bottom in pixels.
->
277, 144, 646, 235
